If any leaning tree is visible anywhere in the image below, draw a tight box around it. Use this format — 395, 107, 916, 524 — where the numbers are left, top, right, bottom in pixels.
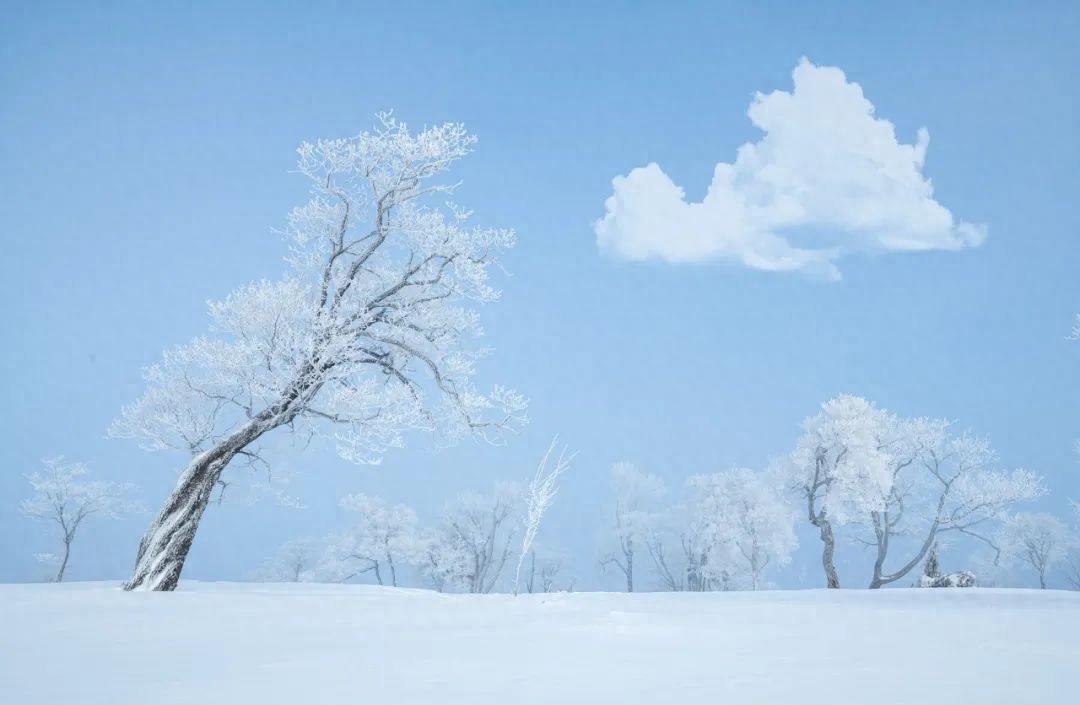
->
111, 115, 526, 591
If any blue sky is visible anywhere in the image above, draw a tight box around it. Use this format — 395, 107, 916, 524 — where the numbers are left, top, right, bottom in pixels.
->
2, 0, 1079, 587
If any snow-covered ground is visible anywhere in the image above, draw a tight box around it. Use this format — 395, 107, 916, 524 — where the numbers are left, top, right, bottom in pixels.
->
1, 583, 1077, 704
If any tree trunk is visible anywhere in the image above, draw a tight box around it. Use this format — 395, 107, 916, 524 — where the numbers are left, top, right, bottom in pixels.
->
386, 551, 397, 588
125, 451, 232, 591
125, 393, 302, 591
819, 520, 840, 589
55, 538, 71, 583
869, 521, 940, 589
372, 561, 383, 586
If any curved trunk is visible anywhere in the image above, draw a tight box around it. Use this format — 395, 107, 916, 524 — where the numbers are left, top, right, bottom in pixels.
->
55, 539, 71, 583
125, 451, 232, 591
869, 520, 940, 589
125, 409, 292, 591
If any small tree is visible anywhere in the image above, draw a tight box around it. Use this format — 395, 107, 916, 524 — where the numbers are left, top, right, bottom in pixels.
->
600, 463, 664, 592
110, 115, 526, 591
325, 493, 421, 586
998, 512, 1073, 589
425, 484, 519, 593
520, 547, 573, 593
254, 538, 326, 582
514, 438, 575, 595
686, 468, 798, 590
21, 458, 140, 582
922, 544, 942, 583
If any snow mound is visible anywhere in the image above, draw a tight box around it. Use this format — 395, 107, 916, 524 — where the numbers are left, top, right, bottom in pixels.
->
1, 582, 1076, 704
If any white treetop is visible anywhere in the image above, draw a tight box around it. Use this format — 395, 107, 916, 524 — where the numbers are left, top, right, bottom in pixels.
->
254, 538, 327, 583
323, 493, 422, 587
686, 468, 798, 590
21, 458, 141, 582
111, 114, 526, 590
514, 438, 575, 595
998, 512, 1074, 589
859, 418, 1041, 588
425, 483, 520, 593
600, 462, 665, 592
792, 395, 896, 525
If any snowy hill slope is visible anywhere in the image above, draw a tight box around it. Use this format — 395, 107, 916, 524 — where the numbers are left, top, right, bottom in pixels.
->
1, 582, 1076, 704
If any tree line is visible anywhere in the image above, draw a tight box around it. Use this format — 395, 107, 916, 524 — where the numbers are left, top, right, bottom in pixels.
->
15, 115, 1080, 593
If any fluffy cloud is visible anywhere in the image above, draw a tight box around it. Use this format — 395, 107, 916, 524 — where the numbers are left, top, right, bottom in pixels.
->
594, 58, 985, 279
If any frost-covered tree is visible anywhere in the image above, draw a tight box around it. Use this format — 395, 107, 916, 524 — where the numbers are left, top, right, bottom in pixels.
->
645, 467, 795, 592
254, 538, 327, 582
600, 463, 665, 592
21, 458, 140, 582
424, 483, 519, 593
514, 438, 575, 595
998, 512, 1073, 589
860, 419, 1041, 589
323, 494, 422, 586
645, 506, 716, 592
110, 115, 526, 591
686, 468, 798, 590
790, 395, 1041, 588
790, 395, 895, 588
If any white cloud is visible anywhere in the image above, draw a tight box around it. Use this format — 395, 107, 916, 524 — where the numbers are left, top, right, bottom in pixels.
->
594, 58, 985, 279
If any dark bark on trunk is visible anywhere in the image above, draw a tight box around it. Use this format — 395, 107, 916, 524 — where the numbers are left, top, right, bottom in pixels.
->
819, 520, 840, 589
125, 451, 231, 591
125, 407, 295, 591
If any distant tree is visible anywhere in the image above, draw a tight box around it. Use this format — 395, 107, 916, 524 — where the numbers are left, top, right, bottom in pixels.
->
110, 115, 526, 591
425, 484, 519, 593
255, 538, 327, 582
686, 468, 798, 590
600, 463, 665, 592
520, 548, 573, 593
514, 438, 575, 595
323, 494, 422, 586
921, 544, 942, 583
645, 510, 716, 592
21, 458, 140, 582
998, 512, 1073, 589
